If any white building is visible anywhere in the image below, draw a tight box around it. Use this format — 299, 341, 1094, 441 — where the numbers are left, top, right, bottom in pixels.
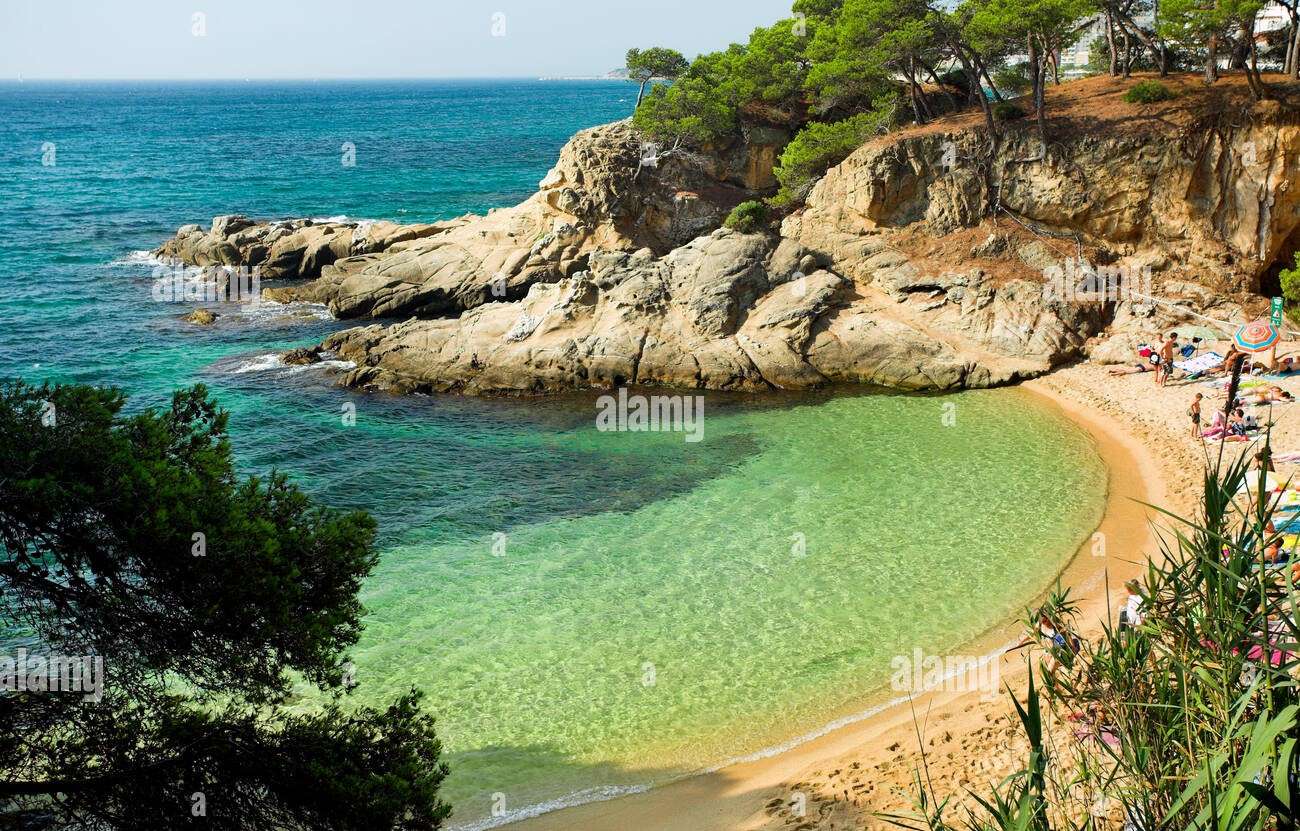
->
1046, 6, 1288, 73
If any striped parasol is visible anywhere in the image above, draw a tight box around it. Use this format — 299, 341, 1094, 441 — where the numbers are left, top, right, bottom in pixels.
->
1233, 319, 1281, 353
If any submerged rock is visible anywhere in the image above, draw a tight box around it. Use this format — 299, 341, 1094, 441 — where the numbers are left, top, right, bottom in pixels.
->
184, 309, 218, 325
283, 347, 322, 366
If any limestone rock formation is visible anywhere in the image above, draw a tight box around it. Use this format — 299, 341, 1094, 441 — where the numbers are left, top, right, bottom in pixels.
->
323, 229, 1065, 395
155, 122, 756, 322
156, 99, 1300, 397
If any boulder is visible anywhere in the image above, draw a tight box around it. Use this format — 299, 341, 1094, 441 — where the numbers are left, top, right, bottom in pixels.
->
283, 347, 322, 366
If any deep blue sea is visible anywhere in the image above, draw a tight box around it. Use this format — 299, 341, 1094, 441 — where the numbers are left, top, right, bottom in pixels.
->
0, 81, 1106, 828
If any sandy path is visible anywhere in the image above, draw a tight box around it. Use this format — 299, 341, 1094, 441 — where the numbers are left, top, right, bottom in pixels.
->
508, 359, 1294, 831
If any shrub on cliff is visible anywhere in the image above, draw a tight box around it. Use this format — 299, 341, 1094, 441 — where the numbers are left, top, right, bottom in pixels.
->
631, 17, 819, 147
1280, 252, 1300, 307
633, 71, 737, 147
772, 105, 896, 206
1123, 79, 1177, 103
724, 201, 771, 233
895, 448, 1300, 829
0, 381, 451, 830
993, 101, 1027, 121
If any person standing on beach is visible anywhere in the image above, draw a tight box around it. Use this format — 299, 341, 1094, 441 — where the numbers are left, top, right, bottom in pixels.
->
1158, 333, 1177, 387
1119, 580, 1144, 629
1189, 393, 1202, 438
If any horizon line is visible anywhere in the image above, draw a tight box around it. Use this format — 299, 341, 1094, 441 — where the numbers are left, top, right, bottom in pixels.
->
0, 75, 630, 83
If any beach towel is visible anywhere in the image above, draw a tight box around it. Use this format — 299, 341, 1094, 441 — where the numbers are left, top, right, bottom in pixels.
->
1276, 515, 1300, 534
1271, 489, 1300, 509
1176, 351, 1223, 374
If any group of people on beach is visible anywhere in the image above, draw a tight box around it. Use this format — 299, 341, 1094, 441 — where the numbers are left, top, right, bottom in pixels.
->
1189, 385, 1293, 440
1107, 332, 1205, 383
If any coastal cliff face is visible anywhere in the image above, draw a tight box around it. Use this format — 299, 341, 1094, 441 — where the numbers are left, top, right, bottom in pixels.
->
792, 106, 1300, 293
157, 122, 754, 319
157, 98, 1300, 396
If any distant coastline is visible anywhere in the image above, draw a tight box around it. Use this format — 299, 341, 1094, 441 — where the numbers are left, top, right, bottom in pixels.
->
539, 69, 629, 81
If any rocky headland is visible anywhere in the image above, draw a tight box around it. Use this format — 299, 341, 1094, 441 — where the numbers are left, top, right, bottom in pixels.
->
156, 76, 1300, 396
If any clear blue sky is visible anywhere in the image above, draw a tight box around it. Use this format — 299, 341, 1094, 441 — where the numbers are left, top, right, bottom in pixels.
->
0, 0, 796, 80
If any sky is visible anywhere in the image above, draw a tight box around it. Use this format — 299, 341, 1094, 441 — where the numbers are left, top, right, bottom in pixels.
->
0, 0, 795, 80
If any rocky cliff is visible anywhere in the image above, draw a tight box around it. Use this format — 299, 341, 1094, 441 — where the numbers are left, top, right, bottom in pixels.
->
156, 87, 1300, 396
157, 122, 757, 319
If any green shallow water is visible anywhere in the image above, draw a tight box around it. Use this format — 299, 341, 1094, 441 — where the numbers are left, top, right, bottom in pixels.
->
0, 81, 1107, 829
340, 388, 1106, 825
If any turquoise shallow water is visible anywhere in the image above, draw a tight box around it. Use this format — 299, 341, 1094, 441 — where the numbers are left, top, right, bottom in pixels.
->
0, 81, 1107, 826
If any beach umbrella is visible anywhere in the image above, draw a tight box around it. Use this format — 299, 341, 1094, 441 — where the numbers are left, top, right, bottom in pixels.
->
1233, 319, 1281, 353
1238, 472, 1290, 495
1173, 324, 1220, 342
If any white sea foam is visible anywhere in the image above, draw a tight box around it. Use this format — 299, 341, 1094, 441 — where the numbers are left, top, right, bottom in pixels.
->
232, 353, 285, 374
450, 785, 650, 831
112, 250, 173, 267
236, 300, 334, 322
229, 352, 355, 376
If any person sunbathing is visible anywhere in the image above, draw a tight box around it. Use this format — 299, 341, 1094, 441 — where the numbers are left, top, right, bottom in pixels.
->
1247, 386, 1294, 405
1108, 362, 1153, 375
1261, 538, 1287, 567
1200, 410, 1229, 440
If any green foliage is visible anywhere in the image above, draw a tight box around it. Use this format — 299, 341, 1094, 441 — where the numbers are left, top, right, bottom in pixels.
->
772, 105, 896, 205
993, 100, 1027, 120
626, 46, 689, 84
991, 63, 1033, 96
792, 0, 844, 21
631, 18, 821, 145
727, 20, 819, 118
626, 46, 689, 106
807, 0, 934, 115
1085, 33, 1166, 75
1123, 78, 1177, 103
969, 0, 1100, 46
1281, 252, 1300, 305
632, 71, 737, 145
0, 381, 451, 829
1159, 0, 1267, 47
724, 200, 771, 233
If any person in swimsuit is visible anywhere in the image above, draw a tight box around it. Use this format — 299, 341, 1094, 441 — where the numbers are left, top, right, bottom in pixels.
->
1225, 409, 1250, 441
1189, 393, 1202, 438
1109, 362, 1153, 375
1158, 333, 1177, 387
1201, 409, 1228, 440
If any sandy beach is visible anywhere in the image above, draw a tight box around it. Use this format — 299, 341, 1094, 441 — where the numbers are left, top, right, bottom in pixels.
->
511, 357, 1292, 831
